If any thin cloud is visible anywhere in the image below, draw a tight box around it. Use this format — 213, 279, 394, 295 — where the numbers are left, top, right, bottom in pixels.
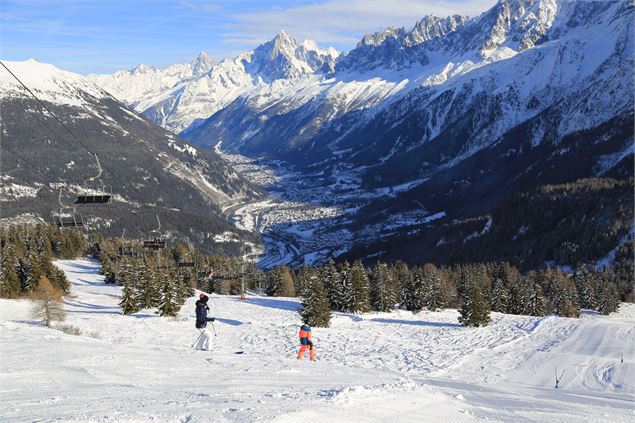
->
178, 2, 222, 13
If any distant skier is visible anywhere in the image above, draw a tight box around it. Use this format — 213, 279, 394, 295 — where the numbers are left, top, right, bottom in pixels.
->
194, 293, 215, 350
297, 324, 315, 361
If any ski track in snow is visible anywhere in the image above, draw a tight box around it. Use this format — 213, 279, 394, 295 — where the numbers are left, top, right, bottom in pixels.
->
1, 259, 633, 422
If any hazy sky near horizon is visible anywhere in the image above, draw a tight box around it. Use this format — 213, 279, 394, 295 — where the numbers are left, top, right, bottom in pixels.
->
1, 0, 495, 74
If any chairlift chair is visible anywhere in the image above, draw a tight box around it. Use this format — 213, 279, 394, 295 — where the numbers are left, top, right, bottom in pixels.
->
118, 244, 136, 256
143, 214, 166, 250
75, 154, 112, 204
177, 243, 195, 268
53, 208, 84, 228
53, 188, 84, 228
143, 238, 166, 250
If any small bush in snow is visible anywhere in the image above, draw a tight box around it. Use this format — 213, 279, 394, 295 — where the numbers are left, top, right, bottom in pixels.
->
56, 323, 82, 336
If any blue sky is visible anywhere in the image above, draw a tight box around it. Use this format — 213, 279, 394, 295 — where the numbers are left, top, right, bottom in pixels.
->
0, 0, 495, 74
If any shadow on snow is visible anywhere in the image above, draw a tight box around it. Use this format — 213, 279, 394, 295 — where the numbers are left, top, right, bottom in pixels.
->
368, 317, 462, 328
240, 296, 301, 312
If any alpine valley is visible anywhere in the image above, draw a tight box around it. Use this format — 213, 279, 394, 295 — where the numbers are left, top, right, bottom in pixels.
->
3, 0, 633, 270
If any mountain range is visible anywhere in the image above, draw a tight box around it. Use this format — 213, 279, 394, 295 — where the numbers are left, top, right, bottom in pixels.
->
87, 0, 634, 267
0, 59, 263, 255
2, 0, 633, 267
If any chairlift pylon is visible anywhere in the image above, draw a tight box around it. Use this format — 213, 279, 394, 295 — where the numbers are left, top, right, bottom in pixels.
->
53, 188, 84, 228
143, 214, 166, 250
75, 153, 112, 204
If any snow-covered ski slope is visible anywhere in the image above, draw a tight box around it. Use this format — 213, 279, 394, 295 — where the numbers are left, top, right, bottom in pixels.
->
1, 259, 633, 422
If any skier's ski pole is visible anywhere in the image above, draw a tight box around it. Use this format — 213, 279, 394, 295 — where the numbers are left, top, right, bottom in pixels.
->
191, 329, 206, 347
210, 321, 218, 336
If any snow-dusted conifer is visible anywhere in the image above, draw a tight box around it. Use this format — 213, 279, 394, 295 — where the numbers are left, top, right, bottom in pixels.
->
395, 261, 416, 311
0, 245, 20, 298
595, 275, 619, 315
136, 261, 160, 309
119, 277, 139, 315
337, 261, 353, 311
422, 263, 445, 311
458, 275, 491, 327
24, 252, 41, 292
349, 260, 371, 313
406, 266, 426, 312
370, 262, 399, 312
158, 271, 180, 317
549, 270, 580, 317
322, 260, 343, 310
299, 269, 331, 327
575, 272, 596, 309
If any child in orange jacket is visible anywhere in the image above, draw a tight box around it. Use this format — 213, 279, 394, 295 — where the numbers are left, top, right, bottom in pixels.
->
297, 324, 315, 361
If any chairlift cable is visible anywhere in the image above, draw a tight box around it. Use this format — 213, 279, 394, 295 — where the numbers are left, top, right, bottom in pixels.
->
0, 60, 95, 157
0, 60, 117, 188
1, 144, 48, 176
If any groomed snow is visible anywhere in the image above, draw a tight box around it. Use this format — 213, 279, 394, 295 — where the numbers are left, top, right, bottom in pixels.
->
1, 259, 633, 422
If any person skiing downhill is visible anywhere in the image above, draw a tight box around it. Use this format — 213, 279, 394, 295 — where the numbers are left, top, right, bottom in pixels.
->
297, 324, 315, 361
194, 293, 214, 350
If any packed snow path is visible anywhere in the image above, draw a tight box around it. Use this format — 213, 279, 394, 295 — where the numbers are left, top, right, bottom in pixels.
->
1, 259, 633, 422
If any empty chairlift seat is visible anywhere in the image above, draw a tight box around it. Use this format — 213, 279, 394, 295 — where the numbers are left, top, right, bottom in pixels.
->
53, 210, 84, 228
75, 183, 112, 204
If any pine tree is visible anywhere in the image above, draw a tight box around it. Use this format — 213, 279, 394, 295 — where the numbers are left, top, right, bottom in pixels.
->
336, 261, 353, 311
101, 255, 116, 284
402, 266, 425, 312
491, 281, 510, 313
158, 271, 180, 317
490, 263, 510, 313
396, 261, 416, 311
298, 269, 331, 327
458, 274, 491, 327
575, 272, 597, 310
348, 261, 371, 313
30, 275, 65, 327
508, 269, 533, 315
119, 276, 139, 315
595, 275, 620, 315
370, 262, 399, 312
526, 284, 547, 316
422, 263, 445, 311
321, 260, 343, 310
0, 245, 20, 298
549, 270, 580, 317
135, 261, 160, 309
295, 268, 313, 298
24, 252, 42, 292
175, 268, 195, 305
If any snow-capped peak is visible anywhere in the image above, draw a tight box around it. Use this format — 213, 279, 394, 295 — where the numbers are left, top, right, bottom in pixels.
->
244, 30, 337, 81
301, 39, 320, 52
0, 59, 109, 107
359, 26, 407, 47
131, 63, 156, 74
410, 14, 468, 45
192, 51, 214, 75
